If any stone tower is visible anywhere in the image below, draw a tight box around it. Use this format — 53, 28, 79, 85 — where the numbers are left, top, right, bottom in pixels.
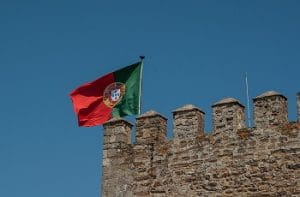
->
101, 91, 300, 197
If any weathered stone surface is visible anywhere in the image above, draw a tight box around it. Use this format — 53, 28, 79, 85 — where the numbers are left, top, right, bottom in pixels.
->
101, 91, 300, 197
212, 97, 245, 134
173, 104, 205, 140
253, 91, 288, 128
136, 110, 167, 144
212, 97, 244, 107
102, 118, 133, 197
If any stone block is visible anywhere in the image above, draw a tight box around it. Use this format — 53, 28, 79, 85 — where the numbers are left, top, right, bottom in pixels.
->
253, 91, 288, 128
173, 104, 205, 140
136, 110, 167, 144
212, 98, 245, 133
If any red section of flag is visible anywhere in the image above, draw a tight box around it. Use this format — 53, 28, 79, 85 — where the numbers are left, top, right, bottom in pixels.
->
70, 73, 114, 126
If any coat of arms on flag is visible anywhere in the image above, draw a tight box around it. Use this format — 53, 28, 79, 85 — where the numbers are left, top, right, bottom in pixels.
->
103, 82, 126, 108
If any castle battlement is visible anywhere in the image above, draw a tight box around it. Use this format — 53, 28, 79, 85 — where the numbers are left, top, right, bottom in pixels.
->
102, 91, 300, 197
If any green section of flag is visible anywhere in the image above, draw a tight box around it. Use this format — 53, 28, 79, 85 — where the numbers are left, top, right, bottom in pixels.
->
112, 62, 142, 117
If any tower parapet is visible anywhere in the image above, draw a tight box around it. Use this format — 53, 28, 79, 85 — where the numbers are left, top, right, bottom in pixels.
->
103, 118, 132, 146
136, 110, 167, 144
253, 91, 288, 128
212, 98, 245, 133
173, 104, 205, 140
102, 118, 133, 197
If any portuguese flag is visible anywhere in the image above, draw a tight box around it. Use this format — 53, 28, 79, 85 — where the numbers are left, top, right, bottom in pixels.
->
70, 61, 143, 127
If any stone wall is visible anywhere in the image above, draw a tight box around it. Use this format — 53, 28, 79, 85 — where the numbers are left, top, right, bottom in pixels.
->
101, 91, 300, 197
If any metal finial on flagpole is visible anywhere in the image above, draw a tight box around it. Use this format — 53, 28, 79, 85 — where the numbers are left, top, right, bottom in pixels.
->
139, 55, 145, 60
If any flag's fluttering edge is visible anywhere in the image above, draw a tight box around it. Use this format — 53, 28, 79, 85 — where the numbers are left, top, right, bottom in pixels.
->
70, 62, 142, 127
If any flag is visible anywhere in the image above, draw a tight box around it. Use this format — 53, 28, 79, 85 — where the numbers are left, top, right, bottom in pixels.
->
70, 61, 143, 127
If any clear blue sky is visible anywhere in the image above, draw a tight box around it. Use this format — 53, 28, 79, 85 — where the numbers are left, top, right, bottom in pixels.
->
1, 0, 299, 196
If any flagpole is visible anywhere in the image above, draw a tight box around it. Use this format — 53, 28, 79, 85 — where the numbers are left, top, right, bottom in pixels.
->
245, 72, 251, 127
138, 56, 145, 115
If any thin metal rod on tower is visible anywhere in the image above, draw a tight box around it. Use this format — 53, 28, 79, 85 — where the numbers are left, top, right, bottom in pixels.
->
245, 72, 251, 127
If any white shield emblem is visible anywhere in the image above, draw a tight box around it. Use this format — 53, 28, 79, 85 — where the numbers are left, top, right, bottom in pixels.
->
111, 89, 121, 102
